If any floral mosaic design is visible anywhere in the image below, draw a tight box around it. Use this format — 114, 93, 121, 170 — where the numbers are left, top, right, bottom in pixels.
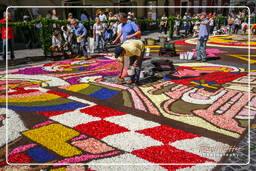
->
181, 35, 256, 49
0, 55, 254, 170
0, 56, 121, 86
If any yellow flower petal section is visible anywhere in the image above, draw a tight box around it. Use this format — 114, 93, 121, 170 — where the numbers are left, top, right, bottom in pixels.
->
22, 124, 82, 157
1, 93, 60, 103
65, 83, 90, 92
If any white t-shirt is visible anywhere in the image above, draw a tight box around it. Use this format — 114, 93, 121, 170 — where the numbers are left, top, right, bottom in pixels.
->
99, 14, 107, 22
93, 23, 104, 35
117, 23, 123, 42
234, 18, 241, 25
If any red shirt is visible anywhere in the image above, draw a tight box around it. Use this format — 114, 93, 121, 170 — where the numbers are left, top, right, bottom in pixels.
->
0, 18, 14, 39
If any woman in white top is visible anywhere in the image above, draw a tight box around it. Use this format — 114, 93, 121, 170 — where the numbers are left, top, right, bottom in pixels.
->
93, 17, 106, 51
193, 15, 200, 37
51, 9, 59, 28
160, 14, 168, 34
51, 29, 63, 51
174, 14, 181, 36
233, 17, 241, 34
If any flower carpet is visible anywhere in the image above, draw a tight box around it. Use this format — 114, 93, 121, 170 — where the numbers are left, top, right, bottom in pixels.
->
175, 35, 256, 64
0, 54, 255, 170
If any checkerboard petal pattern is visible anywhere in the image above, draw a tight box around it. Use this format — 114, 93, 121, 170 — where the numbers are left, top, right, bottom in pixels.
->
132, 145, 215, 170
169, 137, 230, 162
102, 131, 163, 152
105, 114, 160, 131
80, 105, 126, 119
49, 108, 101, 127
136, 125, 201, 144
88, 153, 167, 171
74, 120, 130, 139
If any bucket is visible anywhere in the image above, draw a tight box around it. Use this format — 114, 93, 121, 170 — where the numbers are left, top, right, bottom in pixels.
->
179, 52, 194, 60
179, 53, 185, 60
145, 48, 151, 56
187, 52, 194, 60
127, 66, 135, 76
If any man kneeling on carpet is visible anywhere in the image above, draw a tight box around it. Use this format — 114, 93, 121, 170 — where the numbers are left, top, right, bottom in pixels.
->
114, 39, 145, 85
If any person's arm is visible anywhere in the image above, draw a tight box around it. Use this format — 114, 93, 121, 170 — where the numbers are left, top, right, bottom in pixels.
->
126, 30, 141, 40
112, 32, 122, 44
119, 59, 125, 78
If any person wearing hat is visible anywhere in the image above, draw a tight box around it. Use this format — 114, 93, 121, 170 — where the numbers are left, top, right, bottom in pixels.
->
114, 39, 145, 85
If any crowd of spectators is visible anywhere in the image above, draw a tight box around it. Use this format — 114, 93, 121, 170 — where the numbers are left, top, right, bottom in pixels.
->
49, 9, 140, 58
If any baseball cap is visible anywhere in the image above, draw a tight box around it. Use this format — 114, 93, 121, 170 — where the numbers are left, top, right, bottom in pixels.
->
114, 46, 123, 58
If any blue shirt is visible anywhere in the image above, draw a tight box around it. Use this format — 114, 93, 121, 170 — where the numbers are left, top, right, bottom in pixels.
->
81, 13, 89, 21
73, 23, 87, 38
121, 20, 139, 42
198, 19, 209, 40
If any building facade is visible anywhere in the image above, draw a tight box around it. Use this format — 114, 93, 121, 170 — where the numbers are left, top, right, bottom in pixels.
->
1, 0, 253, 20
174, 0, 231, 16
0, 0, 177, 20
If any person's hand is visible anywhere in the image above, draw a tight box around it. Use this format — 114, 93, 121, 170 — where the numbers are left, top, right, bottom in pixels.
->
126, 35, 133, 39
116, 77, 125, 84
132, 62, 137, 67
112, 40, 116, 44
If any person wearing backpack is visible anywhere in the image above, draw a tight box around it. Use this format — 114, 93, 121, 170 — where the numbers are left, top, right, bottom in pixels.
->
112, 12, 141, 44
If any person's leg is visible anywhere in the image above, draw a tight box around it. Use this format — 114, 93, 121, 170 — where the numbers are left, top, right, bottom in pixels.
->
95, 34, 99, 50
133, 50, 145, 83
128, 56, 137, 83
9, 39, 15, 60
164, 26, 168, 34
80, 39, 88, 57
101, 36, 106, 50
2, 39, 6, 60
201, 40, 207, 61
196, 40, 202, 60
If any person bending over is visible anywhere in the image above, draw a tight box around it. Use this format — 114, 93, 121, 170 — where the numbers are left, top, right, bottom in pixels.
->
114, 39, 145, 85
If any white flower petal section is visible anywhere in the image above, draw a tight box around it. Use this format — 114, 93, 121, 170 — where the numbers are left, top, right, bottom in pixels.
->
50, 108, 101, 127
0, 108, 27, 147
170, 137, 230, 162
68, 96, 96, 106
177, 163, 216, 171
182, 89, 227, 105
105, 114, 160, 131
102, 131, 162, 152
88, 153, 167, 171
80, 76, 102, 83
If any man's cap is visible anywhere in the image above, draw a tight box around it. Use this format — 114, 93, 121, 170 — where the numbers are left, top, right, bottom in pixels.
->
114, 46, 123, 58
